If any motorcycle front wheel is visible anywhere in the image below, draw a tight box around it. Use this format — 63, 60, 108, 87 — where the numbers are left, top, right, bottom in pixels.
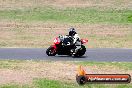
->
46, 46, 57, 56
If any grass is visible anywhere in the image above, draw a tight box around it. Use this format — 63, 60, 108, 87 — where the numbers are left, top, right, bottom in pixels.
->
0, 60, 131, 88
75, 61, 132, 70
0, 60, 132, 70
0, 60, 30, 69
35, 79, 132, 88
0, 7, 132, 24
0, 78, 132, 88
0, 23, 131, 48
0, 60, 51, 70
0, 84, 29, 88
0, 84, 19, 88
0, 7, 132, 48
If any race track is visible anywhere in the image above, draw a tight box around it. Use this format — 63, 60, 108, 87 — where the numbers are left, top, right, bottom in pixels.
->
0, 48, 131, 62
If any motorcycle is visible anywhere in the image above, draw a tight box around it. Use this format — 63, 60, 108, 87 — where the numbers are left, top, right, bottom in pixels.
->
46, 35, 88, 57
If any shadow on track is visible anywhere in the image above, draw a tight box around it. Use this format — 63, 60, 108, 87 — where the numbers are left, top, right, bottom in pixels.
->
54, 55, 88, 58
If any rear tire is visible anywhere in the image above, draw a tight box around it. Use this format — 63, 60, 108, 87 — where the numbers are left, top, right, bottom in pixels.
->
74, 45, 86, 57
46, 46, 57, 56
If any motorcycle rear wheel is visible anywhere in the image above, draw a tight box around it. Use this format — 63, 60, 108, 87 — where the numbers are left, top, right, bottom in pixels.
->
74, 45, 86, 57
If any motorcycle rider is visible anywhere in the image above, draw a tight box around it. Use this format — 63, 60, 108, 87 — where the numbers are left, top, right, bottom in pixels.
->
68, 27, 81, 54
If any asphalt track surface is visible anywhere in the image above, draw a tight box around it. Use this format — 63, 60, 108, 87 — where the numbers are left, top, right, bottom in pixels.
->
0, 48, 131, 62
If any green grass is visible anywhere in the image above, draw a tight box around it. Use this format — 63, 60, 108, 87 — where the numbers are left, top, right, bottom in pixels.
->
0, 60, 53, 70
35, 79, 132, 88
0, 7, 132, 24
34, 78, 107, 88
0, 60, 132, 70
75, 61, 132, 70
0, 60, 28, 69
0, 85, 18, 88
0, 84, 29, 88
0, 78, 132, 88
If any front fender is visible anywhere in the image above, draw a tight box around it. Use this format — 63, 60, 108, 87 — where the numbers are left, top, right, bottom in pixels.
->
51, 45, 57, 49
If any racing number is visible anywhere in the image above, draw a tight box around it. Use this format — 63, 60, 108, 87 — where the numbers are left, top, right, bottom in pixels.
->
67, 42, 70, 45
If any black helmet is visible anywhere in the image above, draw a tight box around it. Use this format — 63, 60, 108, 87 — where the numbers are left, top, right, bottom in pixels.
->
69, 27, 76, 36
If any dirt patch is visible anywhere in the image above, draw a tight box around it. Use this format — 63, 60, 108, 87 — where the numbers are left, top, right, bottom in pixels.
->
0, 21, 131, 36
0, 21, 131, 48
0, 61, 78, 84
0, 61, 131, 84
0, 0, 131, 9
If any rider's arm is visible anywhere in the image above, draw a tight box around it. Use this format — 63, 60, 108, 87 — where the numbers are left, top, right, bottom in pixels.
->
73, 34, 80, 44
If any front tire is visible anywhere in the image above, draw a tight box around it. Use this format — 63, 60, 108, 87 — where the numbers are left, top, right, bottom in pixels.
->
46, 46, 57, 56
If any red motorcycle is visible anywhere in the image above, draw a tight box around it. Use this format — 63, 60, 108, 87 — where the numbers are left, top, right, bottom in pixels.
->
46, 35, 88, 57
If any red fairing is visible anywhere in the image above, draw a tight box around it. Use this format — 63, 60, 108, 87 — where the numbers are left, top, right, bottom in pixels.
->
81, 39, 88, 44
52, 45, 57, 49
54, 37, 60, 44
